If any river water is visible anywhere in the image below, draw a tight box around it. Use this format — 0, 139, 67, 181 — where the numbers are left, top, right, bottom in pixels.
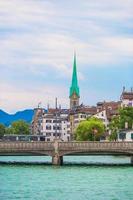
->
0, 156, 133, 200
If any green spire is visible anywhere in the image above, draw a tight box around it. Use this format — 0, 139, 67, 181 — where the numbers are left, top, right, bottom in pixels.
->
70, 53, 80, 97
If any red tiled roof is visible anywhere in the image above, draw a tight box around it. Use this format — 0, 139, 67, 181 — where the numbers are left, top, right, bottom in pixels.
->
121, 92, 133, 100
76, 106, 97, 115
96, 101, 121, 121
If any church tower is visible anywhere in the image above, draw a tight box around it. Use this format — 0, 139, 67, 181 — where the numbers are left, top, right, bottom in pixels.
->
69, 53, 80, 110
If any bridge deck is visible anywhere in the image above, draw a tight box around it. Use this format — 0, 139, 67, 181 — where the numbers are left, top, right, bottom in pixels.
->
0, 141, 133, 165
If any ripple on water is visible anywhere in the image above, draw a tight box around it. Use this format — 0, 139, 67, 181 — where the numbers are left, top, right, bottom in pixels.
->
0, 156, 133, 200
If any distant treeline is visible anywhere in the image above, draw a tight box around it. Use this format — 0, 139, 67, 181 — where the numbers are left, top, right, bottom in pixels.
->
0, 120, 30, 137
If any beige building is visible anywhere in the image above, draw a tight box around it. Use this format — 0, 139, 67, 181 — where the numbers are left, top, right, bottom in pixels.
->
31, 108, 44, 135
120, 87, 133, 107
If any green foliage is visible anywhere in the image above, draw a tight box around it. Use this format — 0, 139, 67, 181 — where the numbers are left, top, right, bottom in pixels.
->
109, 116, 120, 141
109, 131, 118, 141
8, 120, 30, 135
109, 107, 133, 141
6, 127, 15, 135
75, 117, 105, 141
0, 123, 6, 137
119, 107, 133, 129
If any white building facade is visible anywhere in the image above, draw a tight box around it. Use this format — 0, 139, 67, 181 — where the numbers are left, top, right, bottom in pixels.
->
41, 113, 70, 142
93, 110, 109, 127
118, 130, 133, 141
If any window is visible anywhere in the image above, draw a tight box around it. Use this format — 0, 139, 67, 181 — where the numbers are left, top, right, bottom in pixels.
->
53, 133, 60, 137
119, 132, 126, 140
46, 120, 52, 123
46, 132, 51, 136
53, 126, 60, 130
30, 136, 38, 141
53, 120, 61, 123
40, 136, 45, 141
38, 119, 43, 123
46, 125, 51, 130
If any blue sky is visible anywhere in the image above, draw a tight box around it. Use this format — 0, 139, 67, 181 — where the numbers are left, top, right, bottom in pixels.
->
0, 0, 133, 113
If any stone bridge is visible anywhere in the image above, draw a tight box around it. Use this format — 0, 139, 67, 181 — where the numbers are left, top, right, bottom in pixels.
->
0, 140, 133, 165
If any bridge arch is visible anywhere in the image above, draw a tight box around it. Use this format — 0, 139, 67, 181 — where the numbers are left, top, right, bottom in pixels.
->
0, 141, 133, 165
59, 150, 133, 157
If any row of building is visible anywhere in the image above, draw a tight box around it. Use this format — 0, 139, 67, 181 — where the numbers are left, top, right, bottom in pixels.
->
31, 55, 133, 142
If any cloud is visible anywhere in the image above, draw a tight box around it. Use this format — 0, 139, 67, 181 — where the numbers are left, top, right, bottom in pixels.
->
1, 32, 132, 73
0, 0, 132, 71
0, 82, 69, 113
0, 0, 132, 112
101, 37, 133, 57
0, 0, 55, 29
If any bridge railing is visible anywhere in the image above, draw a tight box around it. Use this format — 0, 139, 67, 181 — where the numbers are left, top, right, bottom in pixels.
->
58, 141, 133, 151
0, 141, 133, 155
0, 141, 54, 152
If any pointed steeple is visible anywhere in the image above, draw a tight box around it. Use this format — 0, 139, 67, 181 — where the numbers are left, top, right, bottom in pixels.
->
70, 53, 80, 97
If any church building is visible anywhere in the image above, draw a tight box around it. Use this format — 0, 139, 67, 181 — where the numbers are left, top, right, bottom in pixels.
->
69, 54, 80, 110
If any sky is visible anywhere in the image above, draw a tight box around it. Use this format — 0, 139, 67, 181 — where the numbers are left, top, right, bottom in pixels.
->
0, 0, 133, 113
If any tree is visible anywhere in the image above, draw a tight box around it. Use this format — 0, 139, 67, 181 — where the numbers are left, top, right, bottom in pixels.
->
109, 116, 120, 141
119, 107, 133, 129
75, 117, 105, 141
10, 120, 30, 135
0, 123, 6, 137
109, 107, 133, 141
5, 127, 15, 135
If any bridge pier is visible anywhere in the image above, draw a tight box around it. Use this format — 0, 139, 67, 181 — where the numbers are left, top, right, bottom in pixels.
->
52, 154, 63, 165
131, 156, 133, 165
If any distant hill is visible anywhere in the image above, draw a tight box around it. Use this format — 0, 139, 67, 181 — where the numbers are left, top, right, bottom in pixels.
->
0, 109, 34, 126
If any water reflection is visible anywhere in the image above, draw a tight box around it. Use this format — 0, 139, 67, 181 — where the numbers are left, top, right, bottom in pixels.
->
0, 155, 131, 166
